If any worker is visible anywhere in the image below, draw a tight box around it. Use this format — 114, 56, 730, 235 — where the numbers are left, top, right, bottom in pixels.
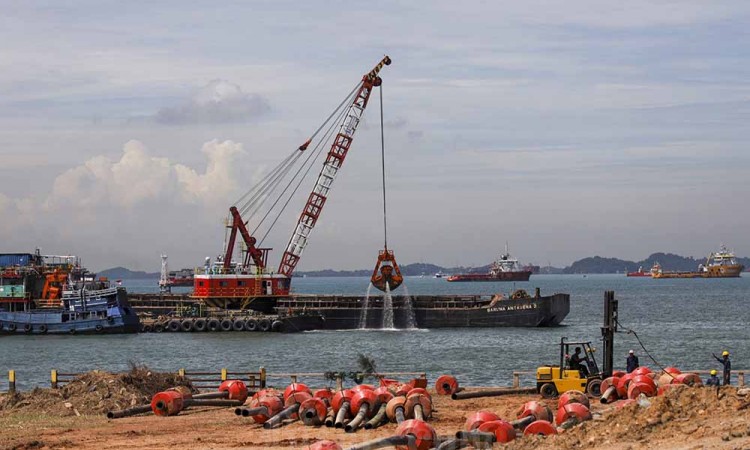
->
626, 350, 639, 373
712, 351, 732, 385
570, 347, 589, 377
705, 369, 720, 387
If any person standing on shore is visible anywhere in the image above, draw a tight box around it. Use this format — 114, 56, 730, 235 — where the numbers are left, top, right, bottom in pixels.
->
712, 351, 731, 385
626, 350, 639, 373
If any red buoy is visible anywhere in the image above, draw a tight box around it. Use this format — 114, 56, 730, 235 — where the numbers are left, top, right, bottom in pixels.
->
394, 419, 437, 450
435, 375, 460, 396
523, 419, 558, 436
478, 419, 516, 444
283, 383, 311, 402
555, 403, 592, 426
151, 390, 185, 417
557, 390, 590, 409
464, 410, 500, 431
218, 380, 248, 403
308, 441, 341, 450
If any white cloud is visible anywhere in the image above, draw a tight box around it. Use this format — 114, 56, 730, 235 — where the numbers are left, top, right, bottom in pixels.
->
155, 80, 270, 125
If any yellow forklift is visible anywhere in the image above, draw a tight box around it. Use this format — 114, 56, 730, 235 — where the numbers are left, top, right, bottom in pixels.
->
536, 291, 618, 398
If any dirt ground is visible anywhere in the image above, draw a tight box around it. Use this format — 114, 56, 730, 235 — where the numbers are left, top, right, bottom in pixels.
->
1, 371, 750, 450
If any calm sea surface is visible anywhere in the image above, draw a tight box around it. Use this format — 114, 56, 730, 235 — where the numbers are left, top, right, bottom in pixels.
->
1, 274, 748, 390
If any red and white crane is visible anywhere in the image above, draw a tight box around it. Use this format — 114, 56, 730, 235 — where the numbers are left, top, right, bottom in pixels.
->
193, 56, 392, 309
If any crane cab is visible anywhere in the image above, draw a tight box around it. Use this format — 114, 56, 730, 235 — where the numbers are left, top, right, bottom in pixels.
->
536, 337, 603, 398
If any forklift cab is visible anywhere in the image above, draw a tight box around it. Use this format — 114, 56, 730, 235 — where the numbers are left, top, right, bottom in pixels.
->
536, 337, 603, 398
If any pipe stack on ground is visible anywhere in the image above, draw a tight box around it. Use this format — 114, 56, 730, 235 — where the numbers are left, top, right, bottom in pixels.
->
263, 383, 313, 429
346, 419, 437, 450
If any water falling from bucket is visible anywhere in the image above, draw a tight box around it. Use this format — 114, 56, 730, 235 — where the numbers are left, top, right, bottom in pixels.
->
381, 282, 395, 329
359, 283, 374, 329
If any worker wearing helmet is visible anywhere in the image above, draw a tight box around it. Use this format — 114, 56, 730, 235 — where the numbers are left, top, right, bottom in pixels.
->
626, 350, 639, 373
705, 369, 720, 387
712, 350, 732, 385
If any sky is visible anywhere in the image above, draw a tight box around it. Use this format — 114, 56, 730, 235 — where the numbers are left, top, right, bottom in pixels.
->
1, 1, 749, 272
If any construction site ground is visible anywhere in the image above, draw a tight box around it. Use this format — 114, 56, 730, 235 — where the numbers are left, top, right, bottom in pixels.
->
1, 370, 750, 450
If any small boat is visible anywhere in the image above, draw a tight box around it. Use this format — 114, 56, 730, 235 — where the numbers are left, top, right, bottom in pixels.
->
447, 244, 532, 282
434, 272, 447, 278
652, 246, 745, 279
0, 252, 140, 334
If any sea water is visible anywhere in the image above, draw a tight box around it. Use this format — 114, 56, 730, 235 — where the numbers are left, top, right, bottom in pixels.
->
1, 274, 749, 390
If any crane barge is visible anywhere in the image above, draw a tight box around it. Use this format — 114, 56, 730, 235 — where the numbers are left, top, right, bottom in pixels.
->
192, 56, 392, 312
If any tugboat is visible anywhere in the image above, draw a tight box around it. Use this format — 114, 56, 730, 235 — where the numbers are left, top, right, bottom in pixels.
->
651, 246, 745, 279
0, 251, 140, 334
447, 244, 532, 282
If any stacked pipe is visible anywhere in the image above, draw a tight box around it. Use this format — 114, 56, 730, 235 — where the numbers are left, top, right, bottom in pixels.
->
346, 419, 437, 450
150, 382, 247, 417
598, 367, 702, 405
263, 383, 312, 429
235, 389, 284, 424
364, 387, 394, 430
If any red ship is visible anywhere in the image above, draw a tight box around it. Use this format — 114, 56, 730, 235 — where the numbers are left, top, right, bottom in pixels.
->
626, 266, 653, 277
447, 245, 532, 282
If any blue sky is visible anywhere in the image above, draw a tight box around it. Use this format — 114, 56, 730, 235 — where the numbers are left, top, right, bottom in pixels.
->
1, 1, 749, 271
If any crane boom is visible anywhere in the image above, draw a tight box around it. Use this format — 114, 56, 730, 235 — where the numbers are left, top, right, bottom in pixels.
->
278, 56, 391, 277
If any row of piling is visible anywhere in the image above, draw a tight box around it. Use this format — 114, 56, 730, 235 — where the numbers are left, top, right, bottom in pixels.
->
140, 316, 283, 333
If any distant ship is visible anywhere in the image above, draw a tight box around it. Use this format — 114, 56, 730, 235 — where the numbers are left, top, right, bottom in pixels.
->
447, 245, 532, 282
0, 251, 140, 334
652, 246, 745, 279
434, 272, 447, 278
167, 268, 194, 287
626, 266, 655, 277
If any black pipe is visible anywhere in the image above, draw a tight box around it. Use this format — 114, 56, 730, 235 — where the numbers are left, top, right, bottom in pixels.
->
193, 391, 228, 400
325, 408, 336, 427
236, 406, 267, 417
300, 404, 324, 426
106, 404, 152, 419
346, 434, 416, 450
263, 403, 299, 429
451, 387, 535, 400
185, 399, 243, 408
436, 438, 471, 450
395, 407, 405, 424
334, 401, 350, 428
364, 404, 387, 430
455, 430, 495, 443
345, 404, 370, 433
511, 415, 535, 430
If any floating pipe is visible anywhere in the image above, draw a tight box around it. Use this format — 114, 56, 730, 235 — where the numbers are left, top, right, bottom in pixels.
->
455, 431, 495, 444
300, 397, 328, 426
345, 404, 370, 433
364, 404, 387, 430
435, 438, 470, 450
334, 401, 351, 428
451, 387, 535, 400
106, 404, 152, 419
235, 406, 268, 417
263, 404, 299, 429
184, 399, 243, 408
325, 409, 336, 427
346, 435, 416, 450
510, 415, 534, 430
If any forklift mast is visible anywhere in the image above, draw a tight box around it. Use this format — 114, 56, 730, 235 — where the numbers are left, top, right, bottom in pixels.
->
601, 290, 618, 378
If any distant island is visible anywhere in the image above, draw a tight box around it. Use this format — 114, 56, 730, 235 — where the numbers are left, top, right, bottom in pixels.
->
98, 252, 749, 279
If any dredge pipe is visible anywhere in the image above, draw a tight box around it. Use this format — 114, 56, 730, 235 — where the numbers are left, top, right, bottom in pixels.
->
184, 399, 243, 408
413, 404, 424, 421
455, 430, 495, 444
346, 435, 416, 450
235, 406, 268, 417
325, 409, 336, 427
106, 405, 152, 419
345, 404, 370, 433
395, 407, 406, 424
334, 401, 351, 429
436, 438, 470, 450
451, 387, 535, 400
263, 404, 299, 429
600, 386, 618, 404
510, 416, 535, 430
364, 404, 387, 430
193, 391, 229, 400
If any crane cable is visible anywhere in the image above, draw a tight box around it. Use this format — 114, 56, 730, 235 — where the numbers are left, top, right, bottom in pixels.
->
256, 86, 357, 245
232, 80, 364, 216
379, 83, 388, 249
615, 317, 677, 381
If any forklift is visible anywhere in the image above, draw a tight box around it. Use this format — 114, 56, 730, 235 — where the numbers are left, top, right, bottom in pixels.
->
536, 291, 618, 398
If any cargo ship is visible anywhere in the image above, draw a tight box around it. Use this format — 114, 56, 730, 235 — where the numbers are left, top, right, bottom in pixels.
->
276, 289, 569, 331
0, 251, 140, 334
651, 246, 745, 279
446, 245, 532, 282
626, 266, 654, 277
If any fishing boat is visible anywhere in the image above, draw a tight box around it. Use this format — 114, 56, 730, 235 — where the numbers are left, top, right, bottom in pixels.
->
0, 252, 140, 334
447, 244, 532, 282
652, 246, 745, 279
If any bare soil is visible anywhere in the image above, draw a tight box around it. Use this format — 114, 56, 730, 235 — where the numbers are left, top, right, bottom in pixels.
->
1, 372, 749, 450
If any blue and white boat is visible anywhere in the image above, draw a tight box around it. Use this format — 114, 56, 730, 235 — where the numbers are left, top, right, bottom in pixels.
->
0, 252, 140, 335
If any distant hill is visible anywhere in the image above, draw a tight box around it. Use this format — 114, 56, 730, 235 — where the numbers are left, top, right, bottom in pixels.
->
99, 252, 748, 279
99, 267, 160, 279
